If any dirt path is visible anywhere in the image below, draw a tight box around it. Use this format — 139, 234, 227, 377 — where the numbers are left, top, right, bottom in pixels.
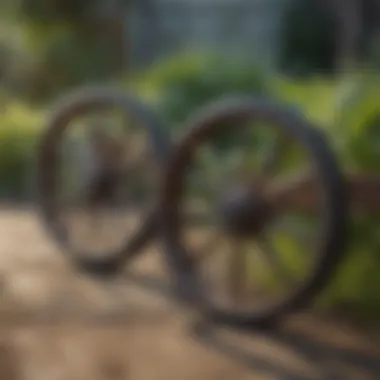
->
0, 208, 379, 380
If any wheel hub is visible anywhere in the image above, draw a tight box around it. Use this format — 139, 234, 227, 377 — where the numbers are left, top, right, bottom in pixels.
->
86, 169, 121, 206
219, 184, 272, 237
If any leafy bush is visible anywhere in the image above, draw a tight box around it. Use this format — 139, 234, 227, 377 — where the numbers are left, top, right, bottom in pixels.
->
273, 73, 380, 172
139, 52, 270, 130
338, 74, 380, 172
273, 76, 337, 127
0, 100, 42, 199
25, 28, 121, 102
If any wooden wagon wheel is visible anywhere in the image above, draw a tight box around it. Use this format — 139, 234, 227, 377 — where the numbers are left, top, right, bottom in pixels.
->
36, 86, 170, 276
159, 97, 348, 327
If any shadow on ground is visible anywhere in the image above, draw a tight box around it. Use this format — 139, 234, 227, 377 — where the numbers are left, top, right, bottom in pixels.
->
190, 321, 380, 380
0, 272, 378, 380
0, 209, 378, 380
130, 272, 380, 380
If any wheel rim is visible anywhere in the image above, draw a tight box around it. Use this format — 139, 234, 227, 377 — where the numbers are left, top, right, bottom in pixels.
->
160, 98, 346, 321
38, 89, 169, 270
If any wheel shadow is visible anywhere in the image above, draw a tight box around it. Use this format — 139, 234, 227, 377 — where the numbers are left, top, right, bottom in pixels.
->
127, 273, 380, 380
1, 270, 377, 380
188, 318, 380, 380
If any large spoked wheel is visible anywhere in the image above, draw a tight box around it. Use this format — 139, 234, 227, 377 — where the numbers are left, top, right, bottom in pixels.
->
160, 97, 347, 327
37, 87, 170, 276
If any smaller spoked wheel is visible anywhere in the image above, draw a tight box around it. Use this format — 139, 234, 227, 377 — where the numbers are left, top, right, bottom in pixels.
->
37, 87, 170, 275
160, 97, 347, 327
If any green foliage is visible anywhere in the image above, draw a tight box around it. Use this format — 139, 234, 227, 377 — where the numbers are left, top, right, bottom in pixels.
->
1, 0, 127, 103
138, 52, 271, 158
273, 76, 337, 127
0, 21, 35, 98
25, 28, 121, 102
273, 74, 380, 172
317, 217, 380, 325
0, 101, 42, 199
339, 74, 380, 172
20, 0, 95, 26
140, 52, 270, 129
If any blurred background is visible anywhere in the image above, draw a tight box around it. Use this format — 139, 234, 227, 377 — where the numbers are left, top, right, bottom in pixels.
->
0, 0, 379, 378
1, 0, 379, 320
